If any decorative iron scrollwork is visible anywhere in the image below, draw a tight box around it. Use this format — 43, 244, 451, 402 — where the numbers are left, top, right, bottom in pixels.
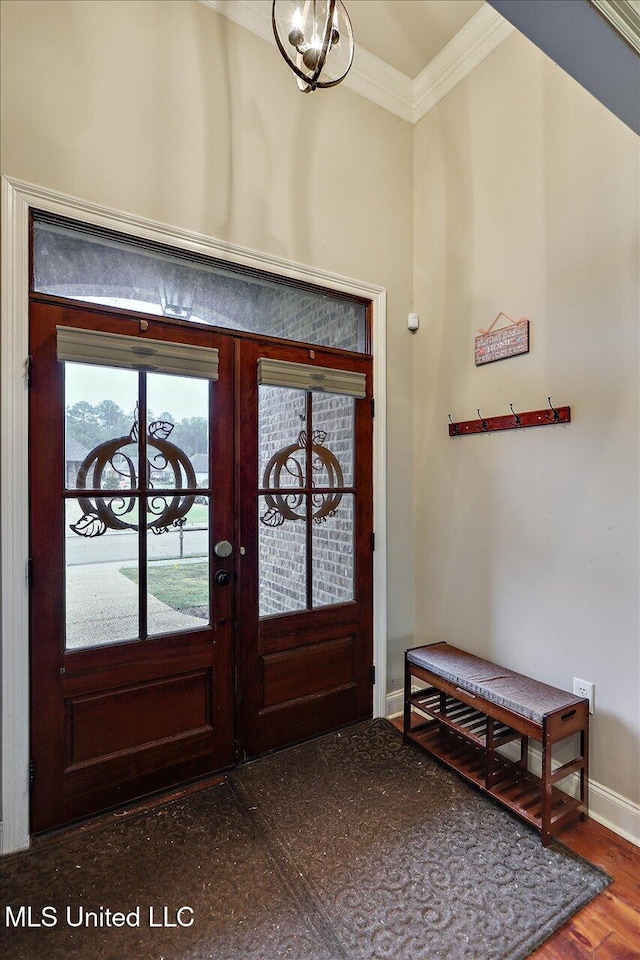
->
261, 428, 343, 527
70, 412, 196, 537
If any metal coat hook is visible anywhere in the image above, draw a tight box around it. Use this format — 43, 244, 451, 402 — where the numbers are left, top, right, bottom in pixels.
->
547, 397, 560, 422
449, 399, 570, 437
449, 397, 571, 437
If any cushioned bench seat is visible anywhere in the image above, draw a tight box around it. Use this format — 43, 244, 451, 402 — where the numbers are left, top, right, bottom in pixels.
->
404, 641, 589, 844
406, 642, 584, 726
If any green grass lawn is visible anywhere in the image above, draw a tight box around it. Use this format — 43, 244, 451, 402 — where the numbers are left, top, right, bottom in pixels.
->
120, 561, 209, 619
183, 504, 208, 526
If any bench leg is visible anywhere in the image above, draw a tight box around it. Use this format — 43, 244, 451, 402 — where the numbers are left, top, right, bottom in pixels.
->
485, 717, 495, 788
580, 723, 589, 822
541, 733, 552, 846
519, 735, 529, 772
403, 657, 411, 743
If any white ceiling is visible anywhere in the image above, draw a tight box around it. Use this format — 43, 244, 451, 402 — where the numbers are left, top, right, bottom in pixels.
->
202, 0, 514, 122
347, 0, 485, 79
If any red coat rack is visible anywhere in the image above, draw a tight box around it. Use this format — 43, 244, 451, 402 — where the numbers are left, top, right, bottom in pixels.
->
448, 399, 570, 437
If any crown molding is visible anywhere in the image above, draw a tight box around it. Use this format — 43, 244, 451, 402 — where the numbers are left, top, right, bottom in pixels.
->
589, 0, 640, 54
346, 45, 415, 124
412, 5, 515, 123
198, 1, 513, 125
200, 0, 273, 44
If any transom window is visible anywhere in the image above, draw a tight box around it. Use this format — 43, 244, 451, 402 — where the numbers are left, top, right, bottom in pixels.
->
32, 213, 369, 353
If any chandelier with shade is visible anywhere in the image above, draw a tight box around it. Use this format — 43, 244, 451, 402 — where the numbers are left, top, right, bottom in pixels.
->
272, 0, 354, 92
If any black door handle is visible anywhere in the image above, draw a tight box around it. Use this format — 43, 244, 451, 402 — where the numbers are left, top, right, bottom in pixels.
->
214, 569, 232, 586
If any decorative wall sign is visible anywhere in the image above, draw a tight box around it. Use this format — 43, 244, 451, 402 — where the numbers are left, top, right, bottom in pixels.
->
475, 312, 529, 366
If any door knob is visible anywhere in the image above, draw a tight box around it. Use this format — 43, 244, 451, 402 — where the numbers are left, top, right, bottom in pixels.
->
214, 539, 233, 558
214, 569, 232, 586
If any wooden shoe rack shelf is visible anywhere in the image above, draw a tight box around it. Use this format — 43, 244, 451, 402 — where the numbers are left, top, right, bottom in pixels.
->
404, 642, 589, 845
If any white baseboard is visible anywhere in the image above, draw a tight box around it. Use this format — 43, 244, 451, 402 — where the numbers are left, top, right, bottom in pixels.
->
387, 689, 640, 847
386, 688, 405, 719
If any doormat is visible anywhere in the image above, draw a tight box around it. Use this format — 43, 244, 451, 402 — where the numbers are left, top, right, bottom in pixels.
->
1, 720, 610, 960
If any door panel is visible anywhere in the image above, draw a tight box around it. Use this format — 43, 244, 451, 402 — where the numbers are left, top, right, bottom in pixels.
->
238, 340, 373, 757
262, 636, 354, 707
29, 302, 235, 832
65, 669, 212, 764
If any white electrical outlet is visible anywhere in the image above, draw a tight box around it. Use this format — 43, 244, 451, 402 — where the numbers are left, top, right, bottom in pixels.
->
573, 677, 594, 714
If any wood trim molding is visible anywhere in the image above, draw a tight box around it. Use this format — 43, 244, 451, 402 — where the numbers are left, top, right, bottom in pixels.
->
201, 0, 273, 45
412, 5, 516, 123
589, 0, 640, 55
199, 1, 514, 124
347, 46, 415, 125
0, 177, 31, 857
0, 174, 388, 853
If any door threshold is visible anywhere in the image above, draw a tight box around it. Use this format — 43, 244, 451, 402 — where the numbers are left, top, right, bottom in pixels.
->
29, 719, 377, 849
240, 714, 375, 766
29, 769, 232, 850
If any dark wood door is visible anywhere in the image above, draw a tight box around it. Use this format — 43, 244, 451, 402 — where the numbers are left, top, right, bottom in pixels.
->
29, 302, 236, 832
237, 339, 374, 756
29, 302, 374, 832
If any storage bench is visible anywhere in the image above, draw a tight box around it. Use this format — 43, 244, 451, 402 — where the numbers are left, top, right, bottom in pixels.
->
404, 642, 589, 845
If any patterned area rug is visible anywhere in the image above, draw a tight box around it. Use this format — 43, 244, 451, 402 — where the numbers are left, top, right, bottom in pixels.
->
1, 720, 609, 960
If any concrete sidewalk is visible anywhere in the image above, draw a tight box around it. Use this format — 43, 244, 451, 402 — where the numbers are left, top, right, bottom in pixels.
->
65, 560, 205, 649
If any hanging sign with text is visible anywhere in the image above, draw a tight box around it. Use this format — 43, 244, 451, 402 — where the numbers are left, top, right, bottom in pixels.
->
475, 313, 529, 366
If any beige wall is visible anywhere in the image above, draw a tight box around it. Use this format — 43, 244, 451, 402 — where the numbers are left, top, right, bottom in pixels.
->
412, 31, 639, 804
3, 1, 639, 812
0, 0, 415, 640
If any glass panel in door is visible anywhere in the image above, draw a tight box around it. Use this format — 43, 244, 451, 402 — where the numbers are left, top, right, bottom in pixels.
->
64, 362, 140, 649
63, 364, 213, 648
258, 385, 356, 614
146, 373, 211, 637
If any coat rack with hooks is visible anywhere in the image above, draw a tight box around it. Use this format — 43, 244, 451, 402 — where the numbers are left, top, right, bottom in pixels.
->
448, 399, 570, 437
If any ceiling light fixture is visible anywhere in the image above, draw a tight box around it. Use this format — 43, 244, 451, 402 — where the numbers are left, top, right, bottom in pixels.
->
272, 0, 354, 93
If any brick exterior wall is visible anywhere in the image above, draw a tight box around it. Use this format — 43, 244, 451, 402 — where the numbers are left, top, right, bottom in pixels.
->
259, 386, 355, 617
264, 287, 362, 351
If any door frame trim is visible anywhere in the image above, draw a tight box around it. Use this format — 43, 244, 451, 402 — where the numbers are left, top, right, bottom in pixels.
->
1, 174, 387, 854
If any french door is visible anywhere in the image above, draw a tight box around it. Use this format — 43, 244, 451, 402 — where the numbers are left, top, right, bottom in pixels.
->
236, 340, 373, 757
29, 300, 373, 833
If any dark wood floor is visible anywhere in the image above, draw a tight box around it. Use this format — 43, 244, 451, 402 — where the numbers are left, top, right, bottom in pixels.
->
529, 817, 640, 959
390, 716, 640, 959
